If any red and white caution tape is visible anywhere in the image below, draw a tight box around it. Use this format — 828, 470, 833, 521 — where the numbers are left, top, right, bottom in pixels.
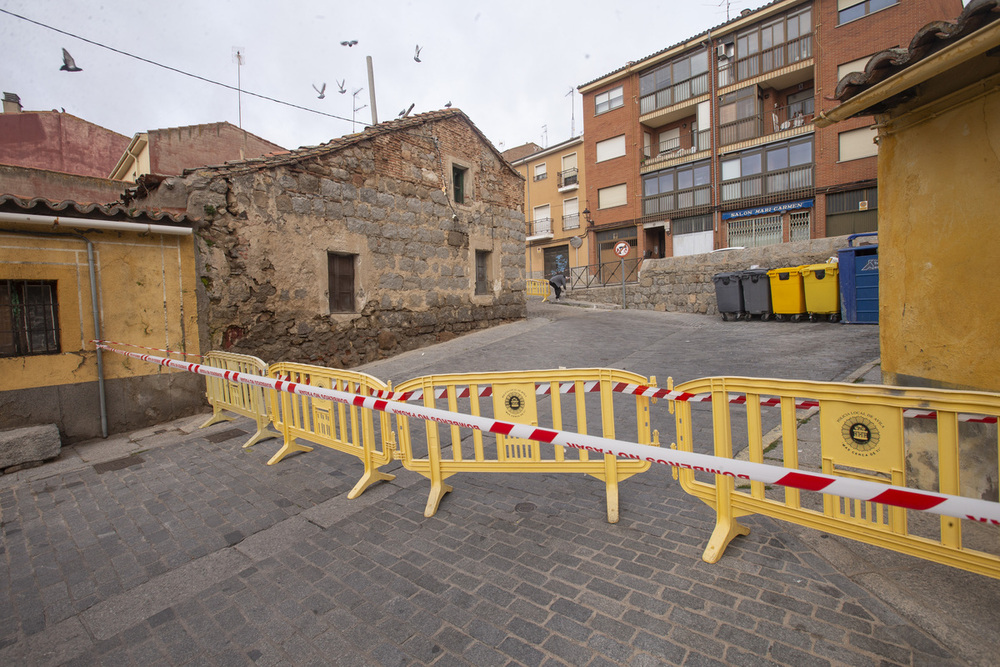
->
372, 380, 997, 425
92, 339, 204, 360
96, 343, 1000, 525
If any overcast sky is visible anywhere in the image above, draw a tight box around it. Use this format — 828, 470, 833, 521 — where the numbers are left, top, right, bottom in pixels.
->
2, 1, 757, 153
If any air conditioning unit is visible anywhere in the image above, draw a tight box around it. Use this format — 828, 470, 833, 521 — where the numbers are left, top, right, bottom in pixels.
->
717, 44, 728, 58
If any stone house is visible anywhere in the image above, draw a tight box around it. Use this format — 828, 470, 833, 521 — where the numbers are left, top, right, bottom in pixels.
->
133, 109, 526, 367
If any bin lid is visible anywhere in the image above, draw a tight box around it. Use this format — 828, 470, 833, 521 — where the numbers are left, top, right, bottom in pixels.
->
713, 272, 742, 282
800, 262, 839, 276
767, 267, 802, 278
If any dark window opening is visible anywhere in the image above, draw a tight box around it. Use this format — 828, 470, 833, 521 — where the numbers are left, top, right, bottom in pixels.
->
453, 165, 468, 204
475, 250, 490, 295
328, 252, 356, 313
0, 280, 60, 358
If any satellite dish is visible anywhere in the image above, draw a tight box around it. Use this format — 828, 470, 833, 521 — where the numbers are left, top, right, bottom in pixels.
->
569, 236, 583, 249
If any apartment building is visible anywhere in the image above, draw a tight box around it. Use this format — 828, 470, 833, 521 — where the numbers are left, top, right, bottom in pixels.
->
506, 136, 588, 279
578, 0, 962, 262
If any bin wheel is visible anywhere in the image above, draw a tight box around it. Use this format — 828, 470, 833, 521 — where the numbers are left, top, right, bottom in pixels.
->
721, 312, 730, 322
792, 314, 804, 323
761, 313, 771, 321
743, 312, 752, 321
808, 314, 818, 323
774, 314, 785, 322
828, 313, 841, 323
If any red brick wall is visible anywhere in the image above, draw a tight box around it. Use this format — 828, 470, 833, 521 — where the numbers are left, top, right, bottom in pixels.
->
0, 112, 130, 178
149, 123, 285, 176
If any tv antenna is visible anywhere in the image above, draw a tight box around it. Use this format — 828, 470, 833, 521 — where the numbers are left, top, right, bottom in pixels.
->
541, 124, 548, 148
352, 88, 366, 133
566, 87, 576, 138
232, 47, 245, 129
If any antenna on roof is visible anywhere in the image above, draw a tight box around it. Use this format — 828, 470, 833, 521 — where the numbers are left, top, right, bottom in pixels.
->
233, 47, 246, 158
566, 87, 576, 138
352, 88, 366, 133
541, 124, 548, 149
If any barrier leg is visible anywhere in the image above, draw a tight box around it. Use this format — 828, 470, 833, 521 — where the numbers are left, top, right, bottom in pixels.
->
266, 438, 314, 465
348, 465, 396, 499
604, 455, 620, 524
423, 431, 453, 517
702, 475, 750, 563
199, 409, 233, 429
242, 426, 281, 449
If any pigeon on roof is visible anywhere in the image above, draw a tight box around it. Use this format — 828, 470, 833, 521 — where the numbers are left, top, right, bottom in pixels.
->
445, 101, 452, 108
60, 48, 82, 72
337, 79, 346, 94
414, 45, 422, 63
398, 103, 415, 118
340, 40, 358, 47
312, 83, 326, 99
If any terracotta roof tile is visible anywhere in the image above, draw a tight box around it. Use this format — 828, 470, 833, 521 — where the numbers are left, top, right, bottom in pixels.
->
0, 194, 192, 225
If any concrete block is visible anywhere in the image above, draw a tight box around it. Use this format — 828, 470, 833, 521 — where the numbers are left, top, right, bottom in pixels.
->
0, 424, 61, 470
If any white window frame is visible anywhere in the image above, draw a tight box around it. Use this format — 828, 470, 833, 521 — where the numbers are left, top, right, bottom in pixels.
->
596, 135, 627, 163
562, 197, 580, 230
598, 183, 627, 210
533, 162, 547, 181
838, 126, 878, 162
595, 86, 624, 115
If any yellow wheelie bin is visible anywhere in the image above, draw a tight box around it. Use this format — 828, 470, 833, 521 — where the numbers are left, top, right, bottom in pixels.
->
767, 266, 807, 321
800, 262, 840, 322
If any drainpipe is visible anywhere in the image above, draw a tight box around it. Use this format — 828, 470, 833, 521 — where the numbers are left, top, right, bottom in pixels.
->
707, 29, 721, 247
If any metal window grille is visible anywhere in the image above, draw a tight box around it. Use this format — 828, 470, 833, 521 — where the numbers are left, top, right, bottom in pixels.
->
0, 280, 60, 358
475, 250, 490, 295
790, 211, 811, 241
727, 214, 783, 248
328, 253, 356, 313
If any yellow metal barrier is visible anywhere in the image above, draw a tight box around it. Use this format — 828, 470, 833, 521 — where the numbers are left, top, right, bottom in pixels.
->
672, 376, 1000, 579
527, 278, 551, 302
392, 368, 660, 522
266, 362, 396, 498
200, 351, 279, 449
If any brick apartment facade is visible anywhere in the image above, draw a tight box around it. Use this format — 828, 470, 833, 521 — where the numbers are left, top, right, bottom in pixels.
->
578, 0, 962, 262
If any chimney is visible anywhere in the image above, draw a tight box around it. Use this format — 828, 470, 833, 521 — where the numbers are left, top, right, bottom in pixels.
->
740, 8, 753, 17
2, 92, 22, 114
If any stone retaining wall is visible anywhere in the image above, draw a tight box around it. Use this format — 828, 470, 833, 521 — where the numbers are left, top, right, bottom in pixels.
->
567, 236, 851, 314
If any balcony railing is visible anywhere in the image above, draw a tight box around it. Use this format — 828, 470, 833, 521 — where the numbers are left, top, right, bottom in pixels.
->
719, 103, 814, 146
644, 129, 711, 168
640, 72, 710, 115
562, 213, 580, 230
558, 168, 579, 189
720, 164, 813, 203
732, 33, 813, 84
528, 218, 553, 237
642, 184, 712, 216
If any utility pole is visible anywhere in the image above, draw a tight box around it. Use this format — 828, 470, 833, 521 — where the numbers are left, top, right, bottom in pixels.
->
367, 56, 379, 126
233, 47, 246, 158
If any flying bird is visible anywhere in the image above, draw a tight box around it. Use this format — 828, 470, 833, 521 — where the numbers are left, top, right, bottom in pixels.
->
337, 79, 346, 94
414, 45, 422, 62
60, 48, 82, 72
398, 103, 415, 118
340, 40, 358, 47
312, 83, 326, 99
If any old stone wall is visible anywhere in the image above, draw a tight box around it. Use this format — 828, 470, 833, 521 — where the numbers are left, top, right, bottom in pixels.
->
180, 115, 526, 367
567, 236, 851, 313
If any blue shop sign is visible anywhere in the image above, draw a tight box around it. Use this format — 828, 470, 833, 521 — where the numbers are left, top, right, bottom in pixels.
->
722, 199, 814, 220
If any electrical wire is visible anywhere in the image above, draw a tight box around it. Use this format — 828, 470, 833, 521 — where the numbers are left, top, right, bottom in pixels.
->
0, 8, 368, 128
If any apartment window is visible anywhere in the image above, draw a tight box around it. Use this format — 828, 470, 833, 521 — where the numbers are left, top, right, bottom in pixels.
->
827, 186, 878, 236
533, 163, 547, 181
595, 86, 624, 115
838, 55, 874, 81
787, 88, 814, 118
532, 204, 552, 236
719, 86, 760, 144
673, 214, 713, 236
735, 6, 812, 80
328, 252, 356, 313
721, 137, 813, 201
452, 164, 468, 204
0, 280, 60, 358
596, 135, 626, 162
639, 49, 710, 114
598, 183, 627, 209
839, 126, 878, 161
475, 250, 491, 295
563, 197, 580, 230
838, 0, 898, 25
642, 160, 712, 215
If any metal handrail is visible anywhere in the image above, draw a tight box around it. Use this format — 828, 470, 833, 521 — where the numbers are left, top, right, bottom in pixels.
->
569, 258, 643, 290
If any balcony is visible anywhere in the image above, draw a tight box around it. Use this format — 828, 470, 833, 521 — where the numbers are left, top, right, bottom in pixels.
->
562, 213, 581, 231
642, 184, 712, 217
642, 129, 711, 171
558, 168, 579, 192
719, 103, 814, 148
720, 164, 814, 207
526, 217, 553, 242
723, 33, 813, 88
639, 73, 710, 127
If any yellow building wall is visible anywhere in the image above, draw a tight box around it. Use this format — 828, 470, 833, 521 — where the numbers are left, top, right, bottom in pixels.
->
0, 229, 200, 391
520, 142, 589, 280
878, 84, 1000, 391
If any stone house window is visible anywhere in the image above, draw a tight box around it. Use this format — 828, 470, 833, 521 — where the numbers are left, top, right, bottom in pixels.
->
475, 250, 491, 295
327, 252, 356, 313
453, 165, 469, 204
0, 280, 60, 357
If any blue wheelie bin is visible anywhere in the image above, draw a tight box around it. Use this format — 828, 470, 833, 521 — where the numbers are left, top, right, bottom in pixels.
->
838, 232, 879, 324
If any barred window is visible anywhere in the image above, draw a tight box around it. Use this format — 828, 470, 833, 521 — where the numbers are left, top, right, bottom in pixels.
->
0, 280, 61, 358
